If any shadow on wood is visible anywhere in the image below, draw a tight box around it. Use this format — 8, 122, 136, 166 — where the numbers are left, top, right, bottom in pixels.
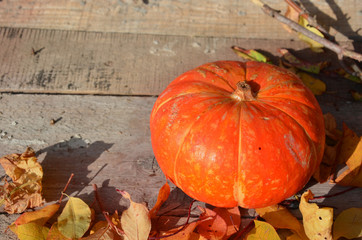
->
36, 137, 114, 204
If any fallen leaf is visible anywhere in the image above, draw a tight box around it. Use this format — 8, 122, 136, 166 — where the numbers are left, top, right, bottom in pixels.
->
333, 207, 362, 240
283, 4, 299, 33
157, 217, 213, 240
299, 190, 333, 240
298, 16, 324, 52
279, 48, 328, 74
350, 90, 362, 101
246, 220, 281, 240
197, 207, 228, 239
13, 203, 60, 226
323, 113, 342, 142
47, 223, 71, 240
256, 205, 308, 240
149, 182, 170, 218
335, 124, 362, 187
213, 207, 241, 238
83, 226, 115, 240
11, 222, 49, 240
57, 197, 92, 239
232, 46, 269, 63
0, 147, 44, 213
313, 144, 338, 183
119, 190, 151, 240
297, 72, 326, 95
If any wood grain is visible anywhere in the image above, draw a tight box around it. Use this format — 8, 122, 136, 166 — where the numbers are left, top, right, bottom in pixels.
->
0, 0, 360, 41
0, 27, 312, 95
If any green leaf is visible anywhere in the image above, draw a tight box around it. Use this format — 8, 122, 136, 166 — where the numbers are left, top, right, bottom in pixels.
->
247, 220, 281, 240
232, 46, 269, 63
333, 208, 362, 240
57, 197, 92, 239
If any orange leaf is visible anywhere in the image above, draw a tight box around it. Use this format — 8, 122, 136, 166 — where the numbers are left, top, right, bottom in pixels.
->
213, 207, 241, 238
283, 4, 300, 33
149, 182, 171, 218
197, 207, 228, 239
47, 223, 71, 239
14, 203, 60, 226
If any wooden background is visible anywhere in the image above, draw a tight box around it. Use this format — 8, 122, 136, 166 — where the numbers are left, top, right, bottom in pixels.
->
0, 0, 361, 239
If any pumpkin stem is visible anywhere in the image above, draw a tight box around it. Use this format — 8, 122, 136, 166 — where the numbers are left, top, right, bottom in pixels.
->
231, 81, 256, 101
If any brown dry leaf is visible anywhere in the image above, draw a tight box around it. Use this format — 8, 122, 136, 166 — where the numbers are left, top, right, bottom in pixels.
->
333, 207, 362, 240
197, 207, 228, 240
299, 190, 333, 240
119, 190, 151, 240
335, 124, 362, 187
149, 182, 170, 218
83, 226, 120, 240
0, 147, 43, 213
256, 204, 308, 240
323, 113, 342, 141
313, 144, 338, 183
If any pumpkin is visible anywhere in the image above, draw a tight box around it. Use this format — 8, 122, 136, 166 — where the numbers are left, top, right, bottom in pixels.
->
150, 61, 325, 208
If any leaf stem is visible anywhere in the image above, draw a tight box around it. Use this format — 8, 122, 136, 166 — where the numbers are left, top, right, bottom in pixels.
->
58, 173, 74, 204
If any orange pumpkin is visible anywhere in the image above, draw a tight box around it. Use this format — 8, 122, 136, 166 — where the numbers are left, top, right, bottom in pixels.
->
150, 61, 325, 208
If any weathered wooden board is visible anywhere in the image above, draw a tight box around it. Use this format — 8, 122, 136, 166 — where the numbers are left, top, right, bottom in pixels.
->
0, 27, 316, 95
0, 0, 360, 41
0, 94, 361, 215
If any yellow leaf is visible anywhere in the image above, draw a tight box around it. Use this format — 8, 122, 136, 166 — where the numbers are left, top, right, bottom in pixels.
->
11, 222, 49, 240
246, 220, 281, 240
333, 208, 362, 240
335, 124, 362, 187
149, 182, 170, 218
297, 72, 326, 95
299, 190, 333, 240
120, 190, 151, 240
256, 205, 308, 240
57, 197, 92, 239
298, 16, 324, 52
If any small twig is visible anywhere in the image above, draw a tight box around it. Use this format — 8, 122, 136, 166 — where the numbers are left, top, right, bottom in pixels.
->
148, 200, 196, 239
58, 173, 74, 204
232, 215, 259, 239
312, 186, 357, 199
93, 184, 124, 236
252, 0, 362, 63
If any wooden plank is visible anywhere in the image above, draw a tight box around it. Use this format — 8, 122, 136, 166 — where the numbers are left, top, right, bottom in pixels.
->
0, 0, 360, 41
0, 27, 314, 95
0, 94, 361, 239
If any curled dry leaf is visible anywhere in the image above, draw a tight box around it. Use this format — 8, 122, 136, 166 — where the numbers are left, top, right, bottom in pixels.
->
119, 190, 151, 240
334, 124, 362, 187
299, 190, 333, 240
333, 207, 362, 240
149, 182, 170, 218
0, 147, 44, 213
57, 197, 92, 239
246, 220, 281, 240
256, 204, 308, 240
